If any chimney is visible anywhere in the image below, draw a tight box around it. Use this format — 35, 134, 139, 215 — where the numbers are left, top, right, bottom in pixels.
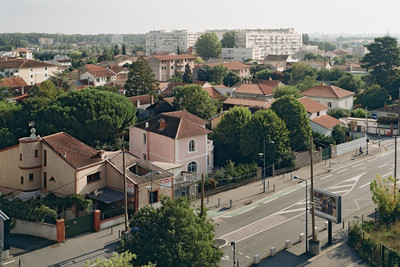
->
137, 99, 140, 108
145, 122, 149, 129
158, 118, 166, 130
98, 150, 105, 159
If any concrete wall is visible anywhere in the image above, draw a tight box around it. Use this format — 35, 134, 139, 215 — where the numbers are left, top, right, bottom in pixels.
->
11, 219, 57, 241
294, 149, 323, 169
336, 134, 367, 156
100, 214, 125, 230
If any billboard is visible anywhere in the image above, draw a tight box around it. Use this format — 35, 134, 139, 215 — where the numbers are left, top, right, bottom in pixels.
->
312, 187, 342, 224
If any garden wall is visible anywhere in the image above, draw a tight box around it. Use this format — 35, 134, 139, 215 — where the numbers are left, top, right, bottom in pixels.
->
336, 134, 367, 156
11, 219, 57, 241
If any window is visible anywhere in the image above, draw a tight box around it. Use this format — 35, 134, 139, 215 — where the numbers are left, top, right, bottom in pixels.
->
43, 150, 47, 166
327, 102, 332, 108
87, 172, 101, 183
31, 75, 33, 78
143, 133, 147, 144
43, 172, 47, 189
96, 78, 100, 82
45, 67, 47, 70
45, 74, 47, 77
30, 68, 33, 72
20, 153, 22, 161
189, 140, 195, 152
187, 162, 197, 173
29, 173, 34, 181
21, 176, 24, 184
34, 149, 38, 158
317, 111, 320, 117
149, 190, 158, 204
143, 153, 147, 160
207, 155, 210, 166
171, 66, 174, 69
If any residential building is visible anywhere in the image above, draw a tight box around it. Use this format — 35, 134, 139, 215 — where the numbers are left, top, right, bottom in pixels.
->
146, 30, 199, 56
222, 97, 275, 112
129, 110, 213, 175
311, 115, 343, 136
193, 61, 251, 81
264, 54, 294, 71
298, 97, 329, 119
0, 77, 29, 95
0, 131, 173, 212
222, 48, 262, 61
0, 58, 58, 85
232, 82, 275, 100
235, 28, 302, 57
146, 54, 196, 81
298, 60, 332, 70
12, 49, 33, 60
79, 64, 116, 86
300, 85, 355, 110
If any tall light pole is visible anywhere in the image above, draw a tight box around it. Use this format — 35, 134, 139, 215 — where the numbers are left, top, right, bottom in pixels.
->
294, 175, 308, 253
365, 107, 369, 155
259, 140, 274, 193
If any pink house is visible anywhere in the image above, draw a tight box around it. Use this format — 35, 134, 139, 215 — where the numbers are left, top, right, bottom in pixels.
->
129, 110, 214, 175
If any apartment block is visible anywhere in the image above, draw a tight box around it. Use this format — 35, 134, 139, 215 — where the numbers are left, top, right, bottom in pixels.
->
146, 30, 199, 56
222, 47, 262, 61
146, 54, 196, 81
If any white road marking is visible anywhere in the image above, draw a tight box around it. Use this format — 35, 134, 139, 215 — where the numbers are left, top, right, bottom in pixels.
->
328, 184, 354, 189
389, 167, 394, 170
352, 163, 364, 168
330, 190, 350, 194
367, 158, 378, 162
238, 207, 256, 215
359, 182, 371, 189
383, 172, 392, 177
337, 168, 349, 173
3, 260, 15, 265
283, 188, 298, 196
320, 174, 332, 180
276, 208, 305, 214
239, 252, 243, 255
379, 163, 389, 168
246, 255, 250, 259
263, 197, 278, 204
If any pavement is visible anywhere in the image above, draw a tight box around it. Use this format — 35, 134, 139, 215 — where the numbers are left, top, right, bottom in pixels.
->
3, 136, 392, 267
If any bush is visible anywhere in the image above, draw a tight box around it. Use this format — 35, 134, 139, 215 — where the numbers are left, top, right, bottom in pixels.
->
211, 161, 258, 188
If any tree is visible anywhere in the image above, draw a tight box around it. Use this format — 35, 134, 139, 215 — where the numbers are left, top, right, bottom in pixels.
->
250, 63, 271, 78
49, 70, 75, 92
120, 196, 223, 267
324, 42, 337, 52
332, 124, 346, 144
290, 63, 317, 85
296, 76, 319, 91
168, 70, 183, 83
172, 84, 219, 120
223, 71, 241, 87
210, 65, 228, 85
84, 251, 154, 267
221, 31, 236, 48
302, 34, 310, 45
351, 108, 371, 118
98, 48, 114, 62
347, 120, 357, 140
182, 63, 193, 83
273, 85, 300, 98
0, 78, 11, 100
195, 33, 221, 59
255, 69, 271, 80
361, 36, 400, 99
124, 56, 159, 97
270, 71, 284, 82
122, 44, 126, 55
212, 106, 252, 166
335, 74, 364, 94
355, 84, 389, 109
113, 45, 120, 56
36, 89, 136, 147
271, 96, 312, 151
28, 80, 62, 99
370, 175, 400, 222
327, 108, 351, 119
240, 109, 295, 169
196, 65, 212, 82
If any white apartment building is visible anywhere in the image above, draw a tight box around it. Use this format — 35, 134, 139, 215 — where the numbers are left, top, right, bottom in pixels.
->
235, 28, 302, 57
222, 48, 262, 61
146, 30, 199, 56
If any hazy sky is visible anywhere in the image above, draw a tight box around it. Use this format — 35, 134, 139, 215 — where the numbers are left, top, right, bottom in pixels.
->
1, 0, 398, 35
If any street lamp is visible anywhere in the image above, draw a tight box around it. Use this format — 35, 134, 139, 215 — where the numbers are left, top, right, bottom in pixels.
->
150, 171, 162, 207
294, 175, 308, 253
259, 140, 274, 193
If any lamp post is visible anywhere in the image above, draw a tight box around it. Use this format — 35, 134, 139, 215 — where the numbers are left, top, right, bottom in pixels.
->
259, 140, 274, 193
294, 175, 308, 253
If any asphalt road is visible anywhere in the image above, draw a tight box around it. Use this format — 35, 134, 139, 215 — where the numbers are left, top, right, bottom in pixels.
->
216, 137, 398, 267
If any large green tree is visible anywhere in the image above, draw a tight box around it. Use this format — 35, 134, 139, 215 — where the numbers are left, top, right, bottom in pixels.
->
124, 56, 159, 97
290, 63, 317, 86
212, 106, 252, 166
327, 108, 351, 119
49, 71, 75, 92
195, 33, 221, 59
355, 84, 389, 109
240, 109, 295, 169
221, 31, 236, 48
28, 80, 62, 99
173, 84, 219, 120
361, 36, 400, 99
271, 96, 312, 151
335, 74, 365, 94
36, 89, 136, 147
120, 196, 223, 267
332, 124, 346, 144
223, 71, 241, 87
273, 85, 300, 98
182, 63, 193, 83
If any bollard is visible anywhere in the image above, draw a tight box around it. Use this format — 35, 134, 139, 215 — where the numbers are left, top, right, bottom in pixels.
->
283, 173, 285, 178
270, 246, 277, 256
285, 239, 292, 249
218, 198, 220, 207
267, 181, 270, 188
325, 221, 329, 230
291, 174, 293, 180
111, 226, 113, 235
207, 196, 209, 204
230, 199, 233, 209
325, 159, 327, 165
273, 184, 275, 191
19, 259, 21, 267
254, 254, 260, 264
343, 220, 345, 229
299, 233, 305, 242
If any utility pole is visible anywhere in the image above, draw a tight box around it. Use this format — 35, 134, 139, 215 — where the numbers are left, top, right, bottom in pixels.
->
201, 174, 205, 217
263, 140, 266, 193
310, 136, 316, 241
395, 88, 400, 200
365, 107, 369, 155
123, 148, 129, 233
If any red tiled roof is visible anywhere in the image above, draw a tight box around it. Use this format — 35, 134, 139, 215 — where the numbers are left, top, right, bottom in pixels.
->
252, 79, 281, 88
223, 97, 270, 108
0, 58, 57, 68
164, 110, 208, 126
151, 54, 197, 61
299, 97, 329, 114
127, 94, 153, 107
234, 83, 274, 96
205, 61, 250, 71
203, 87, 224, 99
42, 132, 103, 169
109, 65, 125, 74
84, 64, 105, 71
311, 114, 342, 129
301, 85, 355, 99
12, 48, 31, 53
161, 82, 189, 95
88, 69, 116, 77
0, 77, 28, 88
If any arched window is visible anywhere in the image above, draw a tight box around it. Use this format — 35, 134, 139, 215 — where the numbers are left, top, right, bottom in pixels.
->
187, 162, 197, 173
189, 140, 195, 152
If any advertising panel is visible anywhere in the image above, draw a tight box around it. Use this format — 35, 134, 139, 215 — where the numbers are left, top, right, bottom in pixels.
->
312, 187, 342, 224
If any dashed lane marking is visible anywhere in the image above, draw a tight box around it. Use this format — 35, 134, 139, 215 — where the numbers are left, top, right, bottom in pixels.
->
379, 163, 389, 168
383, 172, 392, 177
359, 182, 371, 189
238, 206, 256, 215
367, 158, 378, 162
337, 168, 349, 173
352, 163, 364, 168
330, 190, 350, 194
320, 174, 332, 180
328, 184, 354, 189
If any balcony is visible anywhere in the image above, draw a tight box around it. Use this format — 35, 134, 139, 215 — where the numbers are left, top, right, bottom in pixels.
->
174, 173, 201, 188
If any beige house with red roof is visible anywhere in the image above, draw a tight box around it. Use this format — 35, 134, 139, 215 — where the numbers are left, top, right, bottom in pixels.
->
232, 82, 274, 100
202, 61, 251, 79
0, 58, 59, 85
298, 97, 329, 119
79, 64, 117, 86
300, 85, 355, 110
311, 115, 343, 136
12, 48, 33, 60
0, 77, 29, 95
0, 131, 173, 212
146, 54, 196, 81
129, 110, 213, 176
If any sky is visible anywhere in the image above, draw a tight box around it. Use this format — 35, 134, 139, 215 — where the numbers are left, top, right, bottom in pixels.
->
1, 0, 399, 35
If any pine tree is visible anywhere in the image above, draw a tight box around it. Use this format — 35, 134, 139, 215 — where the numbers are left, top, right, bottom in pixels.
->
122, 44, 126, 55
182, 63, 193, 83
124, 56, 159, 97
113, 45, 120, 56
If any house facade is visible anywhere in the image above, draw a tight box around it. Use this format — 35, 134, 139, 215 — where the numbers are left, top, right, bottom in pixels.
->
310, 115, 343, 136
300, 85, 355, 110
222, 48, 262, 61
146, 55, 196, 82
79, 65, 117, 86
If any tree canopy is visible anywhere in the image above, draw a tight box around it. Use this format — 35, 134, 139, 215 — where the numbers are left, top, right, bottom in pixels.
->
335, 74, 365, 94
355, 84, 389, 109
273, 85, 300, 98
327, 108, 351, 119
289, 63, 317, 87
270, 96, 312, 151
195, 33, 222, 59
196, 64, 228, 85
221, 31, 236, 48
223, 71, 241, 87
172, 84, 219, 120
120, 196, 223, 267
332, 124, 346, 144
124, 56, 159, 97
182, 63, 193, 83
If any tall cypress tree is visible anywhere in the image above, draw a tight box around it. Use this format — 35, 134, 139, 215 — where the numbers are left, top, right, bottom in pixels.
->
124, 56, 159, 97
182, 63, 193, 83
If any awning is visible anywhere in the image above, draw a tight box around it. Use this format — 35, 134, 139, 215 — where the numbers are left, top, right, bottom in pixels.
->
90, 188, 133, 204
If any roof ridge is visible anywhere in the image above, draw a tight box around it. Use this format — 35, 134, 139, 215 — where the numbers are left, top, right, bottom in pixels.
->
174, 118, 183, 139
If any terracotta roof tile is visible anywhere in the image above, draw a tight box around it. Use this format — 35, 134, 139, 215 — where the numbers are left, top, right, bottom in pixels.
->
0, 77, 28, 88
301, 85, 355, 99
42, 132, 103, 169
299, 97, 329, 113
265, 54, 290, 61
203, 87, 224, 99
0, 58, 57, 68
164, 110, 208, 126
234, 83, 274, 96
223, 97, 271, 108
88, 69, 116, 77
127, 94, 153, 107
311, 114, 342, 129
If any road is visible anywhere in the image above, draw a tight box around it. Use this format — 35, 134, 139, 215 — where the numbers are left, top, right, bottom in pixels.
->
215, 137, 398, 267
